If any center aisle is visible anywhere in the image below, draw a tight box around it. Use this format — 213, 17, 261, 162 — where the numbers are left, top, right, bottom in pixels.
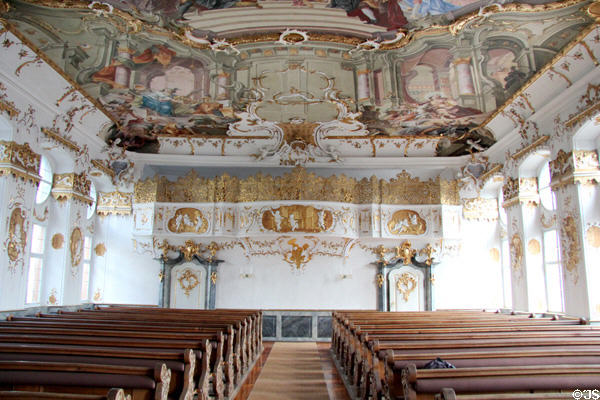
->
247, 342, 343, 400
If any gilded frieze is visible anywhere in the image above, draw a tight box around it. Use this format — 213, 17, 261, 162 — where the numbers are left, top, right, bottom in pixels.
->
97, 191, 132, 216
51, 173, 92, 205
0, 141, 41, 184
262, 205, 333, 233
462, 197, 499, 221
387, 210, 426, 235
167, 208, 209, 234
135, 167, 460, 206
70, 227, 83, 269
561, 215, 581, 283
396, 273, 418, 302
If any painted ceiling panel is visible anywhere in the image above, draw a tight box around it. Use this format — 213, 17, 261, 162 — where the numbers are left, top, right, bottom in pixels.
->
0, 0, 593, 161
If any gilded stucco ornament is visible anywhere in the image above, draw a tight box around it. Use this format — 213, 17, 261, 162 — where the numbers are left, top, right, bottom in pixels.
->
167, 208, 209, 234
94, 243, 106, 256
562, 215, 581, 283
396, 273, 418, 302
510, 233, 523, 274
134, 167, 459, 206
0, 141, 41, 184
551, 150, 600, 188
462, 197, 499, 221
51, 233, 64, 249
502, 177, 538, 208
387, 210, 426, 236
70, 227, 83, 268
47, 288, 57, 305
178, 268, 200, 296
376, 273, 384, 288
97, 191, 132, 216
395, 242, 417, 265
52, 173, 93, 205
6, 207, 27, 265
262, 205, 333, 233
158, 239, 220, 262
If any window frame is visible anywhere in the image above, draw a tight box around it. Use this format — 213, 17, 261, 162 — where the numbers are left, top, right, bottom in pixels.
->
80, 235, 93, 301
25, 223, 47, 305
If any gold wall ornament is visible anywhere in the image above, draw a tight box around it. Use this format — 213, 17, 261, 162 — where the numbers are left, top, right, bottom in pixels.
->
510, 233, 523, 273
6, 207, 27, 263
210, 271, 217, 285
93, 288, 102, 302
262, 205, 333, 233
178, 268, 200, 296
562, 215, 582, 283
502, 177, 519, 207
47, 288, 57, 305
51, 233, 64, 249
167, 208, 209, 234
586, 225, 600, 248
159, 239, 218, 262
283, 238, 313, 270
527, 239, 541, 255
489, 247, 500, 262
51, 172, 92, 205
134, 167, 460, 206
70, 227, 83, 268
396, 273, 418, 302
97, 191, 132, 216
462, 197, 499, 221
419, 243, 435, 266
387, 210, 426, 235
94, 243, 106, 256
502, 177, 539, 208
41, 128, 81, 153
0, 141, 41, 184
376, 273, 384, 288
376, 245, 389, 265
395, 241, 416, 265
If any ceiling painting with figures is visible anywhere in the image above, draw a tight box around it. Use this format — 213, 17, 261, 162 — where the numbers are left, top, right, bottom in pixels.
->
1, 0, 592, 159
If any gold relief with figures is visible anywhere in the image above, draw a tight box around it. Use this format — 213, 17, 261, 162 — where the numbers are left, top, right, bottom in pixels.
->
387, 210, 426, 236
262, 205, 333, 234
51, 233, 64, 249
94, 243, 106, 256
178, 269, 200, 297
586, 225, 600, 248
6, 207, 27, 265
0, 141, 41, 184
70, 227, 83, 268
562, 215, 581, 283
97, 191, 132, 216
167, 208, 209, 234
134, 167, 460, 206
528, 239, 541, 255
396, 273, 418, 302
462, 197, 499, 221
510, 233, 523, 273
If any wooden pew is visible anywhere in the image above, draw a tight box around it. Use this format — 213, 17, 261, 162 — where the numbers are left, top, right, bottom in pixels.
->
0, 388, 129, 400
402, 364, 600, 400
0, 361, 170, 400
435, 388, 575, 400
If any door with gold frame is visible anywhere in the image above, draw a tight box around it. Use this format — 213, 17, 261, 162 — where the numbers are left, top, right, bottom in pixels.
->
170, 262, 206, 309
388, 266, 425, 311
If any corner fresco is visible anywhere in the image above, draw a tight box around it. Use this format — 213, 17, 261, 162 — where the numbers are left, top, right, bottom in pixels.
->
1, 0, 591, 156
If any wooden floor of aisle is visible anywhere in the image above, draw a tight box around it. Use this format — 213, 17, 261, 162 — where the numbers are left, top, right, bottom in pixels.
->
235, 342, 351, 400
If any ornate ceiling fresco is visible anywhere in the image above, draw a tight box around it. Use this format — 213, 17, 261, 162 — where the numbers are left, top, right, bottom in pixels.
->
0, 0, 594, 161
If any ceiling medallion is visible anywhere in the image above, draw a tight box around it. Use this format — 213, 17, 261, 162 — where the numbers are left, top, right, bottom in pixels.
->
277, 29, 309, 46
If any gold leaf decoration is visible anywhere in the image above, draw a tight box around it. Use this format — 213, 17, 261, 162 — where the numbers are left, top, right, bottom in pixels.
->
167, 208, 208, 234
6, 207, 26, 262
262, 205, 333, 233
178, 268, 200, 296
510, 233, 523, 273
387, 210, 426, 235
527, 239, 541, 255
70, 227, 83, 267
94, 243, 106, 256
396, 273, 418, 302
51, 233, 64, 249
562, 215, 581, 283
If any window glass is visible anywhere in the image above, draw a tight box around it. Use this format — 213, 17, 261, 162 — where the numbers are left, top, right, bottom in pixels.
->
26, 224, 46, 304
542, 229, 564, 312
538, 162, 556, 210
35, 156, 53, 204
81, 236, 92, 300
501, 238, 512, 308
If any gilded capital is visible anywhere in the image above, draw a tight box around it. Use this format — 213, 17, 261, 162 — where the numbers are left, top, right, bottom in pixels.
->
0, 141, 41, 184
51, 172, 92, 205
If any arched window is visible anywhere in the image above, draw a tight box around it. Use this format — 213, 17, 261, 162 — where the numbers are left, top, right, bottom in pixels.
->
538, 161, 555, 210
35, 156, 52, 204
87, 182, 97, 219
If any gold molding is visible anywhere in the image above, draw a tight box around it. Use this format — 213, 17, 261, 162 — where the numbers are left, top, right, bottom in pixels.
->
41, 128, 81, 153
0, 140, 41, 184
91, 159, 115, 178
510, 136, 550, 160
97, 191, 132, 216
51, 172, 92, 205
135, 167, 460, 206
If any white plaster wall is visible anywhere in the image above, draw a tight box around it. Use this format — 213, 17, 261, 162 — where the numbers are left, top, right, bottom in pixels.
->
96, 216, 161, 305
215, 246, 377, 309
433, 219, 504, 310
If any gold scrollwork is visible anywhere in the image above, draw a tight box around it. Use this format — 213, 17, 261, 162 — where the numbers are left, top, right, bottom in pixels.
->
262, 205, 333, 233
395, 242, 416, 265
283, 238, 312, 270
510, 233, 523, 273
159, 239, 219, 262
70, 227, 83, 268
6, 207, 26, 263
167, 208, 208, 234
210, 271, 217, 285
376, 273, 384, 288
387, 210, 426, 235
396, 273, 417, 302
562, 215, 581, 283
178, 268, 200, 297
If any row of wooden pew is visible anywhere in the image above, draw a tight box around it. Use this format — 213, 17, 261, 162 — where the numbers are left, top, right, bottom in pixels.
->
331, 310, 600, 399
0, 306, 263, 400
